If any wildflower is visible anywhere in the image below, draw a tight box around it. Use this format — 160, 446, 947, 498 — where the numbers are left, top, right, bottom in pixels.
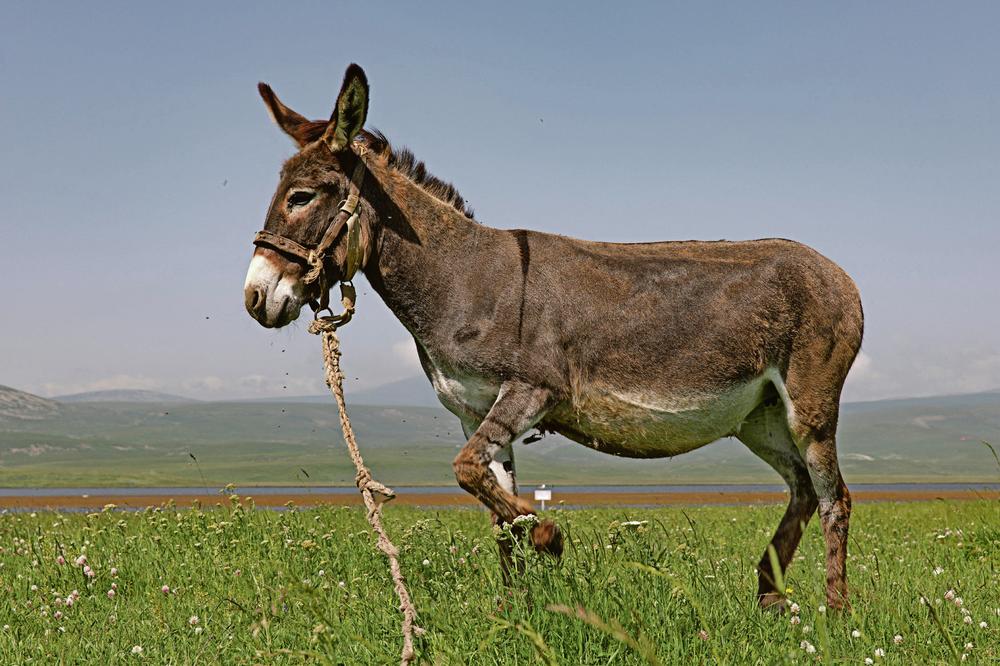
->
979, 621, 988, 629
852, 629, 862, 638
449, 545, 458, 554
800, 640, 816, 654
30, 584, 38, 591
56, 555, 65, 565
874, 648, 885, 657
422, 559, 430, 566
75, 555, 87, 567
964, 616, 973, 625
233, 569, 241, 577
789, 602, 800, 615
111, 582, 118, 590
338, 581, 346, 589
945, 589, 956, 601
131, 645, 143, 654
964, 642, 973, 651
865, 660, 873, 665
64, 596, 74, 607
194, 627, 203, 635
107, 589, 115, 599
317, 570, 325, 577
954, 597, 964, 607
161, 585, 170, 595
790, 616, 801, 625
933, 566, 944, 576
817, 605, 826, 613
697, 629, 709, 640
110, 567, 118, 576
54, 611, 63, 620
802, 625, 811, 634
893, 634, 903, 645
188, 615, 199, 626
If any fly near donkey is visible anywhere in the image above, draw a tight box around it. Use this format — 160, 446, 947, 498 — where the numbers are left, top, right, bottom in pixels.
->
244, 64, 864, 610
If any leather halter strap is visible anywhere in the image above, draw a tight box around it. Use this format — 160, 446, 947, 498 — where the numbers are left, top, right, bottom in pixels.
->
252, 148, 368, 312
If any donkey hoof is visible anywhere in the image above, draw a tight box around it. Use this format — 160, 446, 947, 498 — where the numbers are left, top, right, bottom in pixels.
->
758, 592, 788, 613
530, 520, 563, 558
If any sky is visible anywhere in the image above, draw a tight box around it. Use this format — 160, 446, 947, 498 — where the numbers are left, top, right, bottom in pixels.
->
2, 2, 998, 403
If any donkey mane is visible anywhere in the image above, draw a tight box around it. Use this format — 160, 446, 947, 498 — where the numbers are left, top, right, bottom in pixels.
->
292, 121, 474, 219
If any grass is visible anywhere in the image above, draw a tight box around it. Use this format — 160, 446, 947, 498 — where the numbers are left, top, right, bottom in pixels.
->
0, 499, 996, 664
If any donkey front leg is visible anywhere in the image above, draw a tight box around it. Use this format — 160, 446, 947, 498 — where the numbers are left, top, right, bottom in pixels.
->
452, 381, 563, 557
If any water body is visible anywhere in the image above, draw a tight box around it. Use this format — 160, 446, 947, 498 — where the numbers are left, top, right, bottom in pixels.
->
1, 482, 997, 497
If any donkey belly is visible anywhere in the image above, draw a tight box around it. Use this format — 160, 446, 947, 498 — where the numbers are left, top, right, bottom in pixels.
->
546, 375, 770, 458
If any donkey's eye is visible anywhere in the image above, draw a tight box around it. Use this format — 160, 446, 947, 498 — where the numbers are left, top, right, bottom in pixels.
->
287, 190, 315, 210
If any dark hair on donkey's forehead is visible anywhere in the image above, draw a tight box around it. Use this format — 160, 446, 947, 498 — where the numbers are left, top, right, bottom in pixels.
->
290, 121, 474, 220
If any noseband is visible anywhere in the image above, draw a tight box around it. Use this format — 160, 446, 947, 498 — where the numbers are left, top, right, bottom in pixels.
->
252, 147, 368, 313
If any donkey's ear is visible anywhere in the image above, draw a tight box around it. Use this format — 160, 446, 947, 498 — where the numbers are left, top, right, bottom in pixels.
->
322, 64, 369, 152
258, 83, 313, 148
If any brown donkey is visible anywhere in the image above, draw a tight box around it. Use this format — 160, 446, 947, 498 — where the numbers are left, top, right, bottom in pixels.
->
244, 64, 864, 610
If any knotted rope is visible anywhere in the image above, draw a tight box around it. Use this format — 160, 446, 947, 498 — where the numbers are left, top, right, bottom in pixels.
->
308, 290, 422, 666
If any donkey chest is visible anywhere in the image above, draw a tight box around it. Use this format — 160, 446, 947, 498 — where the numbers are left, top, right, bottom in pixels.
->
424, 363, 501, 424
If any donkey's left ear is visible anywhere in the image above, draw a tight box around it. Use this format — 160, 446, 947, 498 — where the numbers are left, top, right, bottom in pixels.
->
322, 64, 369, 152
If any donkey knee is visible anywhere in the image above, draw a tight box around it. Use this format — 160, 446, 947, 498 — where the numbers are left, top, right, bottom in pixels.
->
452, 449, 485, 495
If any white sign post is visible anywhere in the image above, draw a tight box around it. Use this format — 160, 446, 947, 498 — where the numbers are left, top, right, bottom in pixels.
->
534, 484, 552, 510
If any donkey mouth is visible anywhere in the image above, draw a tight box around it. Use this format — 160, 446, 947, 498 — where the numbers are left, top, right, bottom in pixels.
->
245, 289, 301, 328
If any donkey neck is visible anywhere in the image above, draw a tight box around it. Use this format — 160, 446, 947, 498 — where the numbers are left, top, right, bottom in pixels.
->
362, 167, 490, 342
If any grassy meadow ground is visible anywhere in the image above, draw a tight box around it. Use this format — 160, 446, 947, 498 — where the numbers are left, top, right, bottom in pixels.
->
0, 499, 997, 664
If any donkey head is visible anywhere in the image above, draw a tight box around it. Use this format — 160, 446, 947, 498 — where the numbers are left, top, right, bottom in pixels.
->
244, 64, 370, 328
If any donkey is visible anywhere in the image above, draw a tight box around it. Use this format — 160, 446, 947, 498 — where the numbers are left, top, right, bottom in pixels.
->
244, 64, 864, 610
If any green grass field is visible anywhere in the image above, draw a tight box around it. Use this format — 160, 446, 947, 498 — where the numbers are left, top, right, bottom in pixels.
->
0, 499, 996, 664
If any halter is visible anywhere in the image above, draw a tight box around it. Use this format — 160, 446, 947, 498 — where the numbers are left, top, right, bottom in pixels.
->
252, 145, 368, 315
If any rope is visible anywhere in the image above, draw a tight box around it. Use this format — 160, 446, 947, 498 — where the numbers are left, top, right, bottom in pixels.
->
308, 315, 423, 665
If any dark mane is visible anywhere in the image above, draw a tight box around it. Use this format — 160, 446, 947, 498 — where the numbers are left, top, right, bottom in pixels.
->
293, 121, 474, 219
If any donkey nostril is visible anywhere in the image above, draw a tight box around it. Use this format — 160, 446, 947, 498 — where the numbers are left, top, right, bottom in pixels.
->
244, 286, 266, 317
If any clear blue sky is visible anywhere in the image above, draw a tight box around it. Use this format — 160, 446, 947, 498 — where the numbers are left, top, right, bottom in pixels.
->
2, 2, 998, 401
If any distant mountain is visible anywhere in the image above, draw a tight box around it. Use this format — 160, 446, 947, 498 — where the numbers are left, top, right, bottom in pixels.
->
0, 385, 60, 421
54, 389, 199, 404
348, 375, 440, 408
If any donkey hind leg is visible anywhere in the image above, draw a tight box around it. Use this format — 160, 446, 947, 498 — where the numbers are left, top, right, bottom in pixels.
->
452, 381, 563, 557
737, 394, 818, 610
784, 348, 857, 610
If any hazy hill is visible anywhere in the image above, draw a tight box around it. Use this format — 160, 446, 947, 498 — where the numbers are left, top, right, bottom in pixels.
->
55, 390, 199, 404
0, 383, 998, 487
0, 385, 60, 422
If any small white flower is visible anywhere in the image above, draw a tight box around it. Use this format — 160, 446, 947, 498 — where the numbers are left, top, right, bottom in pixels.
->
954, 597, 964, 607
865, 659, 873, 665
789, 602, 800, 614
817, 604, 826, 613
790, 615, 801, 625
933, 566, 944, 575
979, 621, 988, 629
422, 559, 430, 566
338, 581, 346, 589
893, 634, 903, 645
802, 625, 811, 634
74, 555, 87, 567
964, 642, 973, 651
131, 645, 143, 654
874, 648, 885, 657
188, 615, 199, 626
964, 616, 973, 625
852, 629, 862, 638
945, 589, 956, 601
800, 640, 816, 654
194, 626, 203, 635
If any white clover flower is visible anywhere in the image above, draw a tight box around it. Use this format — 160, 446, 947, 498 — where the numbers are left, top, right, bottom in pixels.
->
800, 640, 816, 654
933, 566, 944, 575
954, 597, 964, 607
188, 615, 199, 626
945, 589, 956, 601
194, 626, 203, 635
422, 559, 430, 566
790, 616, 801, 625
979, 621, 988, 629
131, 645, 143, 654
964, 642, 973, 651
817, 605, 826, 613
874, 648, 885, 657
852, 629, 861, 638
964, 616, 973, 625
789, 602, 800, 614
893, 634, 903, 645
865, 659, 873, 665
